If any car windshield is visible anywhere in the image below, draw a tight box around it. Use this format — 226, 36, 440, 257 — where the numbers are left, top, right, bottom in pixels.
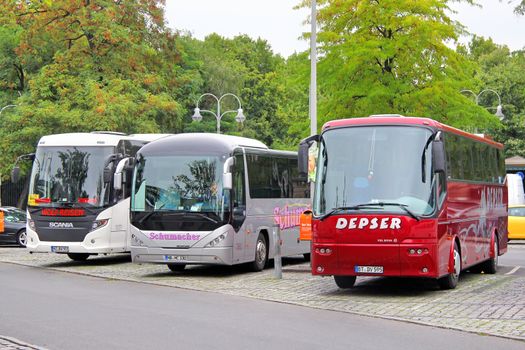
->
314, 126, 436, 217
132, 154, 229, 220
4, 209, 26, 221
28, 146, 114, 207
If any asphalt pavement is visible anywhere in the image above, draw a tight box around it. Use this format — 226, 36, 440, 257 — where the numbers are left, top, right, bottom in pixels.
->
1, 263, 524, 350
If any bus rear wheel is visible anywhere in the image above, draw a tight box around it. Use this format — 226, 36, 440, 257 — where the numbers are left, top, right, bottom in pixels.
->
167, 264, 186, 272
334, 276, 356, 289
482, 238, 498, 274
439, 242, 460, 290
67, 253, 90, 262
250, 233, 268, 272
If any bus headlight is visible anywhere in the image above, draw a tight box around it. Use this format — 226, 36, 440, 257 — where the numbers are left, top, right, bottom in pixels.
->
28, 219, 35, 231
205, 234, 227, 248
91, 219, 109, 231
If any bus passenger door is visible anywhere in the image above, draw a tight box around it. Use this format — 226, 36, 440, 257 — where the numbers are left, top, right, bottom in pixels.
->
232, 153, 247, 263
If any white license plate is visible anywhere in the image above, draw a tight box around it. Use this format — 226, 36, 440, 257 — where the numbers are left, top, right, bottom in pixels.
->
51, 246, 69, 253
355, 265, 383, 274
164, 255, 187, 261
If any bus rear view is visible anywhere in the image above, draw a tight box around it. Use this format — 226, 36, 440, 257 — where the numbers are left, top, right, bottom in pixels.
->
299, 115, 507, 289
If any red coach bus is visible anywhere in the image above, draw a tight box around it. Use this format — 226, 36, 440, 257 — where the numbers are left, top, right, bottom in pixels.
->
298, 115, 508, 289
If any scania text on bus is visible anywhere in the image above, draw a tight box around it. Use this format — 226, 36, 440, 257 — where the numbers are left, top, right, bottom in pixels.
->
298, 115, 507, 289
128, 133, 310, 272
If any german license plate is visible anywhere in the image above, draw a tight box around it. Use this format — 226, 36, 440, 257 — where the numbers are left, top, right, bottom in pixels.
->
355, 265, 383, 274
51, 246, 69, 253
164, 255, 187, 261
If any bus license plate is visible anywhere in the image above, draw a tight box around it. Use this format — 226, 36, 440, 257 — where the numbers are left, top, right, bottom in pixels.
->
51, 246, 69, 253
164, 255, 187, 261
355, 265, 383, 274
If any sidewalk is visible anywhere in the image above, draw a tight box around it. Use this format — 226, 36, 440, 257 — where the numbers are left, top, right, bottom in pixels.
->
1, 247, 524, 341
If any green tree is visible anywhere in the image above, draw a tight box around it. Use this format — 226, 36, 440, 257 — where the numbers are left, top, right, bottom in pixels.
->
183, 34, 289, 147
463, 36, 525, 156
295, 0, 497, 132
0, 0, 193, 176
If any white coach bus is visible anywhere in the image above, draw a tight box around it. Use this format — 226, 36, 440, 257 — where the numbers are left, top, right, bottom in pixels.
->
13, 132, 169, 261
128, 133, 310, 272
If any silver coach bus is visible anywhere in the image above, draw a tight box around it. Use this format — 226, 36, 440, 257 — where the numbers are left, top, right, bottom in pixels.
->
128, 133, 310, 272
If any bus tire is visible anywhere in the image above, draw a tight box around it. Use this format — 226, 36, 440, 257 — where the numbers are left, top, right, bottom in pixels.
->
67, 253, 90, 262
482, 238, 498, 274
250, 232, 268, 272
438, 242, 460, 290
334, 275, 356, 289
167, 264, 186, 272
303, 253, 311, 262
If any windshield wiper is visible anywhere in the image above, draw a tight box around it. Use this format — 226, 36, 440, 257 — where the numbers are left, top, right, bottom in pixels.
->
362, 202, 420, 221
319, 204, 377, 221
137, 209, 220, 225
187, 212, 219, 224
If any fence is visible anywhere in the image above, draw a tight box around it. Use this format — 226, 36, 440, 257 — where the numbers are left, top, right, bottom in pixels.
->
1, 177, 28, 208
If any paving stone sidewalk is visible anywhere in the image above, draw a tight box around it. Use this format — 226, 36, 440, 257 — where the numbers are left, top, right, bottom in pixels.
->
1, 247, 524, 341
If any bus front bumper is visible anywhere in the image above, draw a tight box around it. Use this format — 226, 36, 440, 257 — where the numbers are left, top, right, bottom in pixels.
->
131, 245, 233, 265
311, 243, 440, 278
26, 227, 128, 254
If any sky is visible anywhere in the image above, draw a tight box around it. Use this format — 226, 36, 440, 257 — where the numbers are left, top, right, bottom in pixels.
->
164, 1, 525, 57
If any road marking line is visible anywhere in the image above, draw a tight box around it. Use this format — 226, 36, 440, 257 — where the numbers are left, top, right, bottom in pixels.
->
505, 266, 521, 275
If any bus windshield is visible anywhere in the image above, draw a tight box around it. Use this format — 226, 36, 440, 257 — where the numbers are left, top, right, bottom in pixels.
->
28, 146, 114, 208
314, 126, 436, 217
131, 155, 228, 220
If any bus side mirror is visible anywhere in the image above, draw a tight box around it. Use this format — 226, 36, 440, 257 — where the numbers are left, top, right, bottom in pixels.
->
11, 166, 20, 183
298, 134, 320, 179
223, 156, 234, 190
432, 140, 445, 173
223, 173, 232, 190
114, 172, 123, 190
298, 142, 309, 178
300, 210, 313, 241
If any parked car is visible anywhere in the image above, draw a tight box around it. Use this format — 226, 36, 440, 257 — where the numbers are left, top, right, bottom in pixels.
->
508, 205, 525, 240
0, 207, 27, 247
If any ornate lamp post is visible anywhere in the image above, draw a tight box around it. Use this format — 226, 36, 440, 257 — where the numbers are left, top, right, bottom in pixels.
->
191, 93, 246, 134
461, 89, 505, 120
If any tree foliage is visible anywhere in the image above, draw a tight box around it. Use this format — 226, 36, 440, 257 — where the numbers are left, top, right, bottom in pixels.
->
295, 0, 499, 134
0, 0, 197, 175
1, 0, 524, 179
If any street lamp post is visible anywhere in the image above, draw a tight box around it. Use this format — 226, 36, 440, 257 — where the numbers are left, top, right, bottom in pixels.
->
310, 0, 317, 137
191, 93, 246, 134
461, 89, 505, 120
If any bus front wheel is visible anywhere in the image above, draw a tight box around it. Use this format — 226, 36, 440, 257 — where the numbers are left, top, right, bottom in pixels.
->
439, 242, 460, 290
250, 233, 268, 272
334, 276, 356, 289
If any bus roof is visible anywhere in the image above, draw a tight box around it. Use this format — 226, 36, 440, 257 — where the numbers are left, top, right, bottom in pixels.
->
139, 133, 268, 156
323, 116, 504, 149
36, 132, 169, 147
